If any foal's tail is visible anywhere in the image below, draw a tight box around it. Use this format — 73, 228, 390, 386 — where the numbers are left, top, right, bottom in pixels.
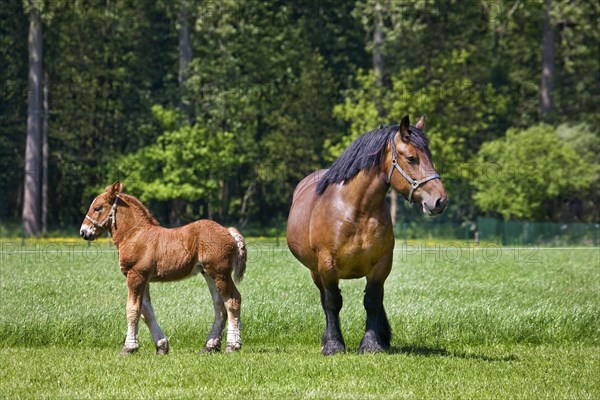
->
228, 227, 247, 283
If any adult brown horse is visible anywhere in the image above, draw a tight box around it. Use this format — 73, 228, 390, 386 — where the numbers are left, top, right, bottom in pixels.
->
287, 115, 447, 355
80, 181, 246, 355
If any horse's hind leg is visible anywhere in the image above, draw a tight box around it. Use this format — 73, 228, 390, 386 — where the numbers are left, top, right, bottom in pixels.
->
141, 284, 169, 355
202, 274, 227, 352
311, 271, 345, 356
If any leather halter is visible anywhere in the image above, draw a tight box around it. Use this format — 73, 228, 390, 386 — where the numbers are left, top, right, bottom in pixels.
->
85, 195, 120, 230
387, 131, 440, 204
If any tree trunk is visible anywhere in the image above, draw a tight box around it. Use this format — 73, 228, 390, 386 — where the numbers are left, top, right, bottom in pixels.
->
372, 2, 397, 226
178, 5, 193, 123
540, 0, 555, 118
372, 4, 384, 113
23, 3, 43, 237
42, 73, 48, 235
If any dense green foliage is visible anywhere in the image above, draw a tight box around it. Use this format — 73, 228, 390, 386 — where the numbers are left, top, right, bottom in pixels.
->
0, 240, 598, 397
1, 0, 598, 232
473, 124, 598, 220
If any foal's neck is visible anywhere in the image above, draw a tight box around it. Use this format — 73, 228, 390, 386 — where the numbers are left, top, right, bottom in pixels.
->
110, 195, 158, 248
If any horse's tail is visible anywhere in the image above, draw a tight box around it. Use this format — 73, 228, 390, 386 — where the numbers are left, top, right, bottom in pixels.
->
228, 227, 247, 283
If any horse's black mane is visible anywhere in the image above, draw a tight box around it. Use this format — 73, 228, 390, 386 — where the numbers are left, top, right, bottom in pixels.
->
316, 125, 430, 195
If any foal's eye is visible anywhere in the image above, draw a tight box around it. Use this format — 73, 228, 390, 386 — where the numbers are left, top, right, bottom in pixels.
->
407, 156, 417, 164
94, 206, 102, 212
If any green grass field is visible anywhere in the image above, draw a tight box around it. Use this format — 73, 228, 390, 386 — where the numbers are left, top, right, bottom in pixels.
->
1, 239, 599, 399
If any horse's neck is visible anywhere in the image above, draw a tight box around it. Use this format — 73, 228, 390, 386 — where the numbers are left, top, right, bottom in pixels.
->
110, 198, 157, 247
344, 169, 390, 216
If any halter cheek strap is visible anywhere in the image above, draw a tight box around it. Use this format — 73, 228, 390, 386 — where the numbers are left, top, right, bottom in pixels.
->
387, 132, 440, 204
85, 195, 120, 230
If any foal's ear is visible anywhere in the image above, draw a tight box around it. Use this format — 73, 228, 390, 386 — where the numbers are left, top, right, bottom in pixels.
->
415, 115, 426, 131
399, 115, 411, 142
105, 181, 123, 196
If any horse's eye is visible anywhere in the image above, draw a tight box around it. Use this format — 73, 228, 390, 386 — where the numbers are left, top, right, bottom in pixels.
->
407, 156, 417, 164
94, 206, 102, 212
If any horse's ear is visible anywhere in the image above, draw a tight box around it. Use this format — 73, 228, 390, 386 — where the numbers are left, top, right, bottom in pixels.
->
399, 115, 411, 142
105, 181, 123, 196
415, 115, 426, 131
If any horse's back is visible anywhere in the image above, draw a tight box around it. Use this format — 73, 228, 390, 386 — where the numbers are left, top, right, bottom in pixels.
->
291, 169, 327, 202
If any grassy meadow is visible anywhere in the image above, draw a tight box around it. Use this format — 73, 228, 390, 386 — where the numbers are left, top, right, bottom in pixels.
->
0, 239, 599, 399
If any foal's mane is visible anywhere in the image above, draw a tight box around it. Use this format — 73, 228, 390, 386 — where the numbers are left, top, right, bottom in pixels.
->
120, 194, 160, 226
316, 125, 430, 195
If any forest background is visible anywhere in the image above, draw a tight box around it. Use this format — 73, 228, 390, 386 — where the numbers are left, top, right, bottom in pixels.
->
1, 0, 598, 237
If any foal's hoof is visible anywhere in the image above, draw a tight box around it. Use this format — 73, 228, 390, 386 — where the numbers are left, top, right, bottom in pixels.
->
225, 343, 241, 353
156, 338, 169, 355
202, 345, 221, 354
321, 340, 346, 356
120, 346, 138, 356
203, 338, 221, 353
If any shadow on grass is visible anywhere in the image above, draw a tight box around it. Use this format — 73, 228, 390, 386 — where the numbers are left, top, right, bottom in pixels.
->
390, 345, 518, 362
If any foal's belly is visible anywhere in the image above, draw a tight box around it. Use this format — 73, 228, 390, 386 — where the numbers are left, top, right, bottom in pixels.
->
152, 260, 203, 282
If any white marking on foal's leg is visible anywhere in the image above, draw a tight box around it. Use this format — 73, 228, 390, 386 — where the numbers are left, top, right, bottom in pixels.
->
122, 304, 140, 354
224, 296, 242, 352
202, 274, 227, 352
141, 285, 168, 355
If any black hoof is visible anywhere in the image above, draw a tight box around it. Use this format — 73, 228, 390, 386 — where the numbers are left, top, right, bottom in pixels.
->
359, 332, 386, 354
322, 340, 346, 356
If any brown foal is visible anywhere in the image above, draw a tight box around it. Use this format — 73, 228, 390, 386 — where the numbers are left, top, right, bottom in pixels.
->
80, 181, 246, 355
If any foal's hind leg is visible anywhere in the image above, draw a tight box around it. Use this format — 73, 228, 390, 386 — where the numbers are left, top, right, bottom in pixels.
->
212, 273, 242, 352
141, 284, 169, 355
311, 271, 345, 356
202, 274, 227, 352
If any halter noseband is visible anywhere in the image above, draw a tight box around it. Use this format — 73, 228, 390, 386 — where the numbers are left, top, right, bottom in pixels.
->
85, 195, 120, 230
387, 131, 440, 204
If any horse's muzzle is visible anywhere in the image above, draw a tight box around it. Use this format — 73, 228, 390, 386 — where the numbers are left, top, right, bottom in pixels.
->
423, 195, 448, 216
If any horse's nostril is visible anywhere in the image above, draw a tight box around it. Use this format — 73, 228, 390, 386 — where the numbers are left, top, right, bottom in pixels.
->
80, 230, 85, 238
435, 198, 442, 209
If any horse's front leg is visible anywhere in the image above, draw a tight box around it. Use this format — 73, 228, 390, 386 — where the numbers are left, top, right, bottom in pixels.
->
141, 283, 169, 355
311, 271, 345, 356
359, 257, 392, 354
121, 270, 147, 355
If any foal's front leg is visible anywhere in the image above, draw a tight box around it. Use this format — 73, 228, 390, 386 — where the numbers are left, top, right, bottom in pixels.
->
121, 271, 147, 355
141, 284, 169, 355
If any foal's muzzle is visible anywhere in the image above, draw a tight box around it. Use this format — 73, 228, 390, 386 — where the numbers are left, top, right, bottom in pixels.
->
80, 225, 96, 241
